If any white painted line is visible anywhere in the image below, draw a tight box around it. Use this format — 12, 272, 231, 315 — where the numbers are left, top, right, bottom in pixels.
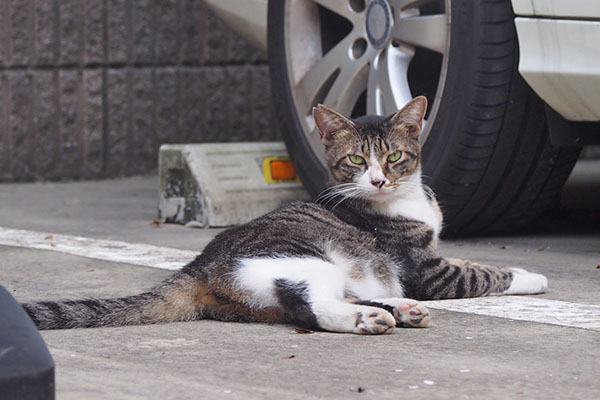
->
0, 227, 197, 270
2, 226, 599, 331
423, 297, 600, 331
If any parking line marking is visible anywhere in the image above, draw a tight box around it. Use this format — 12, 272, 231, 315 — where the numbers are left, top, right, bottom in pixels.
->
423, 297, 600, 331
0, 227, 196, 270
2, 226, 599, 331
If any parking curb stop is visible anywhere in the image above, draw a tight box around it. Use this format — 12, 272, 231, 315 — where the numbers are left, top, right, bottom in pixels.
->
158, 142, 310, 228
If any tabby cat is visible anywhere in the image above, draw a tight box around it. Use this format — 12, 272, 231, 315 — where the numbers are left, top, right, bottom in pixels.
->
23, 96, 548, 334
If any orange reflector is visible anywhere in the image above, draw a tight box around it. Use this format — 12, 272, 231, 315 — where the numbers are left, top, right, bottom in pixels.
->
270, 160, 296, 180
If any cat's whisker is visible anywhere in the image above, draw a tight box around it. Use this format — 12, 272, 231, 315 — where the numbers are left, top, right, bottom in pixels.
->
423, 185, 437, 201
317, 187, 345, 202
318, 186, 354, 200
316, 191, 339, 203
325, 192, 350, 210
320, 184, 372, 211
317, 185, 367, 209
324, 184, 364, 194
317, 183, 358, 199
330, 197, 348, 211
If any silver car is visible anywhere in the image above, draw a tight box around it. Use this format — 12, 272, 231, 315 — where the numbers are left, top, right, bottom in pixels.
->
206, 0, 600, 234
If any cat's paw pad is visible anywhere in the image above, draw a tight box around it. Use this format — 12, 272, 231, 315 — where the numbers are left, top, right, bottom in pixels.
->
353, 309, 395, 335
505, 268, 548, 295
374, 298, 431, 328
394, 300, 431, 328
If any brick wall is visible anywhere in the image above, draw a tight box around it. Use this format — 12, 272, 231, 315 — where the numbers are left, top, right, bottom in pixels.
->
0, 0, 276, 182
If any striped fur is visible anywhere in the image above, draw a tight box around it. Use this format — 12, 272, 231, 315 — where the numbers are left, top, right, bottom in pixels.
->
22, 97, 547, 333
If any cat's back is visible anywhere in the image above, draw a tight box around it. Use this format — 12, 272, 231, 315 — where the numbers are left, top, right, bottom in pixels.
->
236, 201, 360, 244
249, 201, 348, 232
191, 201, 365, 269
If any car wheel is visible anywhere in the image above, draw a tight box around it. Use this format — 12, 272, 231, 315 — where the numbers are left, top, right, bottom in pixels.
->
268, 0, 580, 235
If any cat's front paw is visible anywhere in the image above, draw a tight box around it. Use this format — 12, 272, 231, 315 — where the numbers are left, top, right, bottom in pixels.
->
372, 298, 431, 328
505, 268, 548, 295
393, 299, 431, 328
354, 309, 396, 335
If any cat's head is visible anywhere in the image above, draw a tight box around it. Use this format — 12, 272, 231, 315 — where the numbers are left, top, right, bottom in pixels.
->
313, 96, 427, 202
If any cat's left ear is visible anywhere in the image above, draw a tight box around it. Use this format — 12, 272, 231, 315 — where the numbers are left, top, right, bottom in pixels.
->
313, 104, 355, 146
389, 96, 428, 139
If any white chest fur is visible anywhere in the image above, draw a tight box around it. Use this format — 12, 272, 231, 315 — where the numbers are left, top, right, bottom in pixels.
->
373, 190, 442, 237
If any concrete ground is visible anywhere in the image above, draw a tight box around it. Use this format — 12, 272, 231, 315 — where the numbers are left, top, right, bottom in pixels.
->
0, 160, 599, 399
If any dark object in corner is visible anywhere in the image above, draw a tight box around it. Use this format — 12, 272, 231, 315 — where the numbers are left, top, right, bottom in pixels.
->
0, 285, 55, 400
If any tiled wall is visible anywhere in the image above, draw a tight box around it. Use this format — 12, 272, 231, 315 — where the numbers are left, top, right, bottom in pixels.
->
0, 0, 276, 181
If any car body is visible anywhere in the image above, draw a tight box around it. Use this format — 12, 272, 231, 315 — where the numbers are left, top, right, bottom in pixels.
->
512, 0, 600, 123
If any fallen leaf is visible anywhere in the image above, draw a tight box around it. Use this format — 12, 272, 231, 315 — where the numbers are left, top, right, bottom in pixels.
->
282, 354, 295, 359
50, 243, 56, 247
66, 212, 73, 217
350, 387, 366, 393
44, 235, 53, 240
500, 246, 507, 250
596, 264, 600, 269
537, 248, 545, 252
150, 219, 162, 228
294, 328, 314, 334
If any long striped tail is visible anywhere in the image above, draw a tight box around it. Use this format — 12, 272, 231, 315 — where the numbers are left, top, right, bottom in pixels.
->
21, 272, 201, 330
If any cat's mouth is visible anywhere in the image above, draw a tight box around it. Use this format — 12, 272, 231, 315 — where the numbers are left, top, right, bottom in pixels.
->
368, 186, 395, 201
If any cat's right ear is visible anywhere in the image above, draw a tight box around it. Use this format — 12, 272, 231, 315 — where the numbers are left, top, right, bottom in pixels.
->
389, 96, 428, 139
313, 104, 355, 146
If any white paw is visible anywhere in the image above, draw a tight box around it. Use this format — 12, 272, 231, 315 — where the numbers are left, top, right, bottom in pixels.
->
353, 308, 396, 335
505, 268, 548, 295
372, 298, 431, 328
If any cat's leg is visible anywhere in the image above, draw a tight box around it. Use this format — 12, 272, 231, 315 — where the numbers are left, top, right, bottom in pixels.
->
353, 298, 430, 328
419, 257, 547, 299
444, 258, 548, 295
311, 299, 396, 334
235, 257, 396, 334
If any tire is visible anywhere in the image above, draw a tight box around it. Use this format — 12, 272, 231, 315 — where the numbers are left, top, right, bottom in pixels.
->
268, 0, 580, 235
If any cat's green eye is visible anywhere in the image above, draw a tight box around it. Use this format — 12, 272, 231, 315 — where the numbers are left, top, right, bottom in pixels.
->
387, 152, 403, 163
349, 155, 366, 165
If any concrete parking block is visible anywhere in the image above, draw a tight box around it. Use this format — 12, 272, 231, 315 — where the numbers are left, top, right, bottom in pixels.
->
158, 143, 310, 227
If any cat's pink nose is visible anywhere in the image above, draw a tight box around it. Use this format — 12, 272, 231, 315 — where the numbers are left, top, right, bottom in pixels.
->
371, 179, 385, 189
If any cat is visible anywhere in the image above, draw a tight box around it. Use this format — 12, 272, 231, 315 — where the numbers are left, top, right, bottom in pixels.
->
22, 96, 548, 334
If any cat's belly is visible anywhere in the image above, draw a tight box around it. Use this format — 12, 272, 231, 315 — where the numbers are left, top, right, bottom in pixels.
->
233, 250, 404, 311
325, 248, 404, 300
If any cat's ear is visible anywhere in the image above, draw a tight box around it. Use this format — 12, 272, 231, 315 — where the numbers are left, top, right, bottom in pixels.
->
389, 96, 428, 139
313, 104, 355, 146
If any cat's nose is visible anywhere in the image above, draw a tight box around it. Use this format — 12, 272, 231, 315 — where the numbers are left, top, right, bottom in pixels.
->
371, 179, 385, 189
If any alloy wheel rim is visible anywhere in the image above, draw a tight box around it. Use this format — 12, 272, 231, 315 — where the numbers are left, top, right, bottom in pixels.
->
284, 0, 451, 164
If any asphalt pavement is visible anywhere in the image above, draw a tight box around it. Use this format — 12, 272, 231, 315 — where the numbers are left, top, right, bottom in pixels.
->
0, 160, 599, 400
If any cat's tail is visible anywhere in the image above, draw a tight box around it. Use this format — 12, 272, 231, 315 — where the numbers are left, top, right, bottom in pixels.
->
21, 272, 203, 330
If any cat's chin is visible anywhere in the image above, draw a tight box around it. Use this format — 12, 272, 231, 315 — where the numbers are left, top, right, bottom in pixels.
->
366, 189, 397, 203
